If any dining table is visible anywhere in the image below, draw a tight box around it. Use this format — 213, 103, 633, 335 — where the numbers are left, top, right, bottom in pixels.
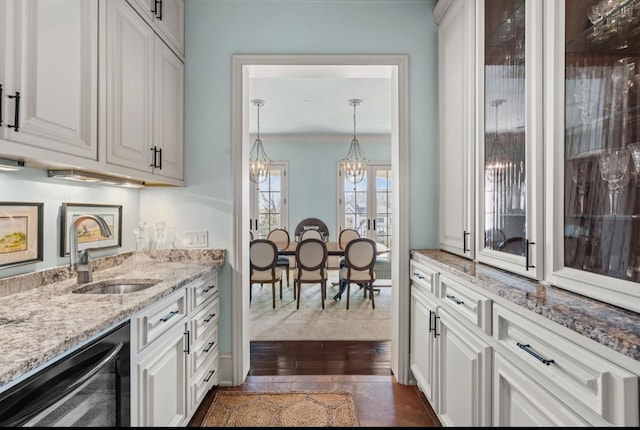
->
273, 240, 389, 256
272, 240, 390, 301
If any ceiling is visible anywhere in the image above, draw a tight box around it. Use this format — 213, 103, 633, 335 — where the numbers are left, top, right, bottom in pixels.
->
248, 65, 393, 137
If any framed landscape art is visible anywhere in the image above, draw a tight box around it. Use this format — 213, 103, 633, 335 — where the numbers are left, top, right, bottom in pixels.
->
0, 202, 44, 268
61, 203, 122, 257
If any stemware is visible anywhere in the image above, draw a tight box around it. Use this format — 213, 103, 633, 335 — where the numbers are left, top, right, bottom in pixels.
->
599, 148, 630, 215
569, 158, 591, 214
133, 221, 148, 251
628, 143, 640, 178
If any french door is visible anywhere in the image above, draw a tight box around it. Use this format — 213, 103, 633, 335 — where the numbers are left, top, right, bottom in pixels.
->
337, 163, 392, 248
250, 162, 288, 239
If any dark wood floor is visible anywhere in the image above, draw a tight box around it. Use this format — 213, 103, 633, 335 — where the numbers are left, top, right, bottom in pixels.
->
188, 340, 441, 427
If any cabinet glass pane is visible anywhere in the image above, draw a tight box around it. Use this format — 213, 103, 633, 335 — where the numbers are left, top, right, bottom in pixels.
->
564, 0, 640, 282
484, 0, 527, 256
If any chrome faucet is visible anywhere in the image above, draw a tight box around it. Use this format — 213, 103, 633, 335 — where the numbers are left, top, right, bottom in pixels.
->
69, 215, 112, 284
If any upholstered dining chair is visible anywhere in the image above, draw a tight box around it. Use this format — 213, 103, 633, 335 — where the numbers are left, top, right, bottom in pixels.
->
338, 228, 360, 249
339, 237, 377, 310
267, 228, 291, 288
332, 228, 361, 291
249, 239, 283, 309
299, 229, 323, 241
294, 238, 328, 309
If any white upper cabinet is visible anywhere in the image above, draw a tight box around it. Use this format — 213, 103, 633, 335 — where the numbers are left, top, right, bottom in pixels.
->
435, 0, 476, 259
1, 0, 98, 160
475, 0, 544, 280
435, 0, 640, 312
545, 0, 640, 313
102, 0, 184, 182
127, 0, 184, 59
152, 38, 184, 181
103, 0, 154, 173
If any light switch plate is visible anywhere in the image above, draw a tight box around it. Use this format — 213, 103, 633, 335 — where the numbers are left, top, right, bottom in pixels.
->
184, 231, 208, 248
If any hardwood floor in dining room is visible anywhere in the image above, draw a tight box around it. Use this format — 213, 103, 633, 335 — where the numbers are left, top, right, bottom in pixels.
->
188, 340, 441, 427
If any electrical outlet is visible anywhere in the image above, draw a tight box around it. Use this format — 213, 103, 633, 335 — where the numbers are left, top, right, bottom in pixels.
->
184, 231, 208, 248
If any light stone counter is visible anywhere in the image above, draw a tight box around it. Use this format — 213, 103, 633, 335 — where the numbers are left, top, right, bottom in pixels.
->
0, 249, 225, 388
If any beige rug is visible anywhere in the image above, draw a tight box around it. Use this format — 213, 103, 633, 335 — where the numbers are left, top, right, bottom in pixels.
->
202, 391, 359, 427
250, 270, 391, 341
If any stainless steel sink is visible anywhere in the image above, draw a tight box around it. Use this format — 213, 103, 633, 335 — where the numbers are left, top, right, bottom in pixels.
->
72, 279, 161, 294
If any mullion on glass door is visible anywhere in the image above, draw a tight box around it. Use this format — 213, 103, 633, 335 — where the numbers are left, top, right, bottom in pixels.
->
250, 162, 288, 239
338, 163, 392, 246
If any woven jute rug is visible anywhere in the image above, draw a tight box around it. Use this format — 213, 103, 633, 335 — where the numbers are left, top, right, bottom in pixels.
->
201, 390, 360, 427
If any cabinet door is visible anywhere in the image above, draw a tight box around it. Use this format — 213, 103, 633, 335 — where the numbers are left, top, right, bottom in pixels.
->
136, 321, 188, 427
128, 0, 184, 57
410, 289, 438, 409
3, 0, 98, 159
152, 38, 184, 181
546, 0, 640, 313
493, 351, 588, 426
437, 0, 476, 259
103, 0, 154, 174
436, 307, 492, 427
476, 0, 544, 279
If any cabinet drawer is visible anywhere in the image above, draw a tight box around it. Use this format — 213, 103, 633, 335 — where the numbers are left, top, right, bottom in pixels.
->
439, 274, 491, 334
190, 348, 218, 407
134, 289, 187, 351
191, 270, 219, 309
410, 260, 438, 296
191, 296, 219, 346
190, 327, 218, 378
493, 303, 638, 426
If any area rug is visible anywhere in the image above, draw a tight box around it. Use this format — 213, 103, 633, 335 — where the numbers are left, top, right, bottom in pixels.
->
250, 270, 391, 341
201, 390, 360, 427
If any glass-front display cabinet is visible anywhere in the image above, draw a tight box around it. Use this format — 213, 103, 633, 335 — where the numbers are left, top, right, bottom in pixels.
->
549, 0, 640, 312
477, 0, 544, 279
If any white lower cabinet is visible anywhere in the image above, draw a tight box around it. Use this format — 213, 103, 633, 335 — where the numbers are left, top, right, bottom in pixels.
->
493, 303, 638, 426
131, 269, 220, 427
493, 351, 587, 426
410, 288, 438, 407
136, 320, 188, 426
436, 306, 492, 427
409, 254, 639, 427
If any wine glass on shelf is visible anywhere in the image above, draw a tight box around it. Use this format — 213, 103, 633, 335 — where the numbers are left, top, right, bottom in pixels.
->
599, 148, 630, 215
628, 143, 640, 179
569, 158, 591, 215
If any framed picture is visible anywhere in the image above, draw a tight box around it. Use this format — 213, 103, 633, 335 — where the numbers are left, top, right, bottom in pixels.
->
61, 203, 122, 257
0, 202, 44, 268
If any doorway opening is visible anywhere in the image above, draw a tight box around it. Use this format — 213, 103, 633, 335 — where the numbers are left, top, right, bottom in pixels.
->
231, 54, 410, 385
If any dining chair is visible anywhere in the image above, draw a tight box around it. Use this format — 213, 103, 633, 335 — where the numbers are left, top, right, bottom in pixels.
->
294, 238, 328, 309
267, 228, 291, 288
299, 229, 323, 241
332, 228, 361, 290
340, 237, 377, 310
249, 239, 283, 309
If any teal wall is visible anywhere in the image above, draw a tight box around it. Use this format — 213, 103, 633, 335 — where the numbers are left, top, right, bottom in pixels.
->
142, 0, 440, 355
266, 138, 391, 237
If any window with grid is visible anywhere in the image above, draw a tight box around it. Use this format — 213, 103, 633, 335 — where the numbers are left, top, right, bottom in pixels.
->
338, 163, 392, 249
250, 162, 288, 239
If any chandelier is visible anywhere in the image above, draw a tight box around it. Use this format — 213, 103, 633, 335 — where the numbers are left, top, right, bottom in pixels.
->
341, 99, 369, 184
249, 99, 271, 184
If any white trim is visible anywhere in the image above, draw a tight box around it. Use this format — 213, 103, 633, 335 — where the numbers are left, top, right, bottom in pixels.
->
231, 54, 410, 385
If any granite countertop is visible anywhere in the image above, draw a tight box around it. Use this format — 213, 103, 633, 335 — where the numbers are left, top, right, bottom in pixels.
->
0, 249, 225, 388
411, 249, 640, 363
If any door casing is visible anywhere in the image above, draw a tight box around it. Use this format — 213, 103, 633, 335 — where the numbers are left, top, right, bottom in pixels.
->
231, 54, 411, 385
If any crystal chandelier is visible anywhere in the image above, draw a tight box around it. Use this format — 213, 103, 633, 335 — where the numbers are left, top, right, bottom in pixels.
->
341, 99, 369, 184
249, 99, 271, 184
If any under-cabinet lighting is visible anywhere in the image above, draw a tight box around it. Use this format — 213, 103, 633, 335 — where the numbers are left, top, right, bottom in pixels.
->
47, 169, 145, 188
0, 157, 25, 171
